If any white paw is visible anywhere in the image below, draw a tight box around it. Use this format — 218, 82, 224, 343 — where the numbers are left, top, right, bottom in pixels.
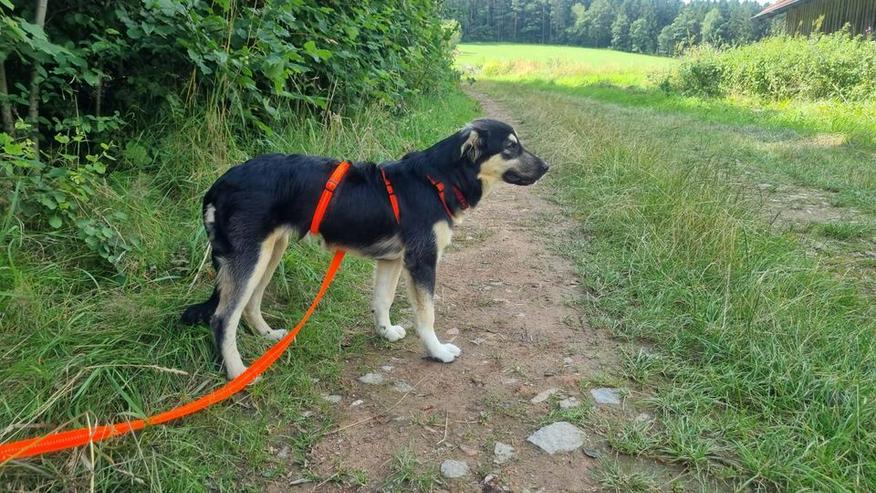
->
264, 328, 287, 341
226, 364, 248, 380
429, 343, 462, 363
378, 324, 407, 342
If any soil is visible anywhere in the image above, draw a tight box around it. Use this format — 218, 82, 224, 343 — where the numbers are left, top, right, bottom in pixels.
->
272, 90, 628, 492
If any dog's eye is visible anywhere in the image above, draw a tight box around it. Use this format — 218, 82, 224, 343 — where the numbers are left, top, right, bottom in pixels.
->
505, 140, 519, 151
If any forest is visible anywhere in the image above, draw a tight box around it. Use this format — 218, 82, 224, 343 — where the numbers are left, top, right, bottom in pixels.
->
442, 0, 776, 55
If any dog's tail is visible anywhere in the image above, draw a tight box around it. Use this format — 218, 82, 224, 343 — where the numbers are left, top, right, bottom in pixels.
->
181, 287, 219, 326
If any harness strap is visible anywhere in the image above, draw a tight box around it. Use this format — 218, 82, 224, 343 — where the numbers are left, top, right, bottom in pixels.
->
310, 161, 351, 235
427, 175, 469, 220
380, 168, 400, 223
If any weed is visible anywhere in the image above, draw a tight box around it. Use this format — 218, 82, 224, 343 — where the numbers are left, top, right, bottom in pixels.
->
596, 459, 660, 493
816, 221, 873, 240
382, 450, 443, 493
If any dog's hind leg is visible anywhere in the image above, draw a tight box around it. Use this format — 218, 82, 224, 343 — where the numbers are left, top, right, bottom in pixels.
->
372, 258, 406, 342
211, 241, 273, 380
243, 231, 290, 341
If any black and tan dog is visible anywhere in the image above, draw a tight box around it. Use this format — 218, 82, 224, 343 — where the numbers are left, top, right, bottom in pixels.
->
181, 119, 548, 379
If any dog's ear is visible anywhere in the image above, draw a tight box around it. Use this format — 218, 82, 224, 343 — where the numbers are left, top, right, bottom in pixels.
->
460, 128, 486, 162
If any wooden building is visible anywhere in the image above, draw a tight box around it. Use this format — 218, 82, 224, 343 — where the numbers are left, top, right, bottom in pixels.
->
754, 0, 876, 35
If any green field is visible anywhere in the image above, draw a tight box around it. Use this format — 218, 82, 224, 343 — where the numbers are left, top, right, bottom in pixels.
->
463, 43, 876, 491
459, 42, 876, 148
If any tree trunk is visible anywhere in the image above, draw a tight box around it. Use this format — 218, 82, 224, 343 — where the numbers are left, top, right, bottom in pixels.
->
0, 60, 14, 134
27, 0, 49, 156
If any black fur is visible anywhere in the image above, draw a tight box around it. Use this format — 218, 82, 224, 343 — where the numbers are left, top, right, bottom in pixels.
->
180, 118, 548, 376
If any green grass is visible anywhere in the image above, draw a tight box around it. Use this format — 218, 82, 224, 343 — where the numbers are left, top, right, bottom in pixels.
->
381, 449, 443, 492
0, 90, 478, 491
459, 42, 876, 147
475, 80, 876, 490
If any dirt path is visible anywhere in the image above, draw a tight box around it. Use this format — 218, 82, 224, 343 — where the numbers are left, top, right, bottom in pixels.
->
288, 90, 624, 492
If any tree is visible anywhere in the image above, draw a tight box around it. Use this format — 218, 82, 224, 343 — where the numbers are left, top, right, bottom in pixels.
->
611, 11, 631, 51
728, 2, 753, 44
629, 17, 652, 53
586, 0, 615, 47
567, 3, 590, 44
701, 6, 729, 46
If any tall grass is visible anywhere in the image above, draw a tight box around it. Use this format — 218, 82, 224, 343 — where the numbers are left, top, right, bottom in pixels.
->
0, 90, 478, 491
490, 82, 876, 490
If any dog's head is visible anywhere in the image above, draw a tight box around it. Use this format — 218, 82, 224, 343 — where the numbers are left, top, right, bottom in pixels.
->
459, 119, 549, 189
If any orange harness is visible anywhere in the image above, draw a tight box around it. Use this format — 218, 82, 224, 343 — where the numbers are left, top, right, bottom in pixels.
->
0, 161, 354, 463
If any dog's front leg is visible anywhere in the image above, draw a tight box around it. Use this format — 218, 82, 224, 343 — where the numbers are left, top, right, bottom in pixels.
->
373, 258, 406, 342
403, 250, 461, 363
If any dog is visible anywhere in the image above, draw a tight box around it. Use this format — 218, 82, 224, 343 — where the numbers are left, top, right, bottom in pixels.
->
181, 118, 549, 379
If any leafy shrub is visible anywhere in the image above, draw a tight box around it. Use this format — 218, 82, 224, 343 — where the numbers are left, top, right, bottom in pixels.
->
0, 0, 457, 270
662, 32, 876, 101
1, 128, 133, 268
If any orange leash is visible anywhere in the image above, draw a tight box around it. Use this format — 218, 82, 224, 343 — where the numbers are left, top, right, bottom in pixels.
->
0, 161, 354, 463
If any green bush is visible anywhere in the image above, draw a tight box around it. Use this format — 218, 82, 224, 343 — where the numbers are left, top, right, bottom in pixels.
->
663, 32, 876, 101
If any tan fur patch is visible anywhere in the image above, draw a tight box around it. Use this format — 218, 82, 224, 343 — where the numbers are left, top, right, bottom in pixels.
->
433, 222, 453, 260
478, 155, 521, 197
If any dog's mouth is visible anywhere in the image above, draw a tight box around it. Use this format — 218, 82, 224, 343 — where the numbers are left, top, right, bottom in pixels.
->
502, 165, 548, 186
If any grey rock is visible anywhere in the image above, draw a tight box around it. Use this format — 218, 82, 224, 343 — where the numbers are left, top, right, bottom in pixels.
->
392, 380, 414, 393
358, 372, 385, 385
321, 394, 342, 404
381, 365, 394, 372
440, 459, 469, 479
558, 397, 580, 409
530, 388, 559, 403
493, 442, 515, 464
447, 327, 460, 336
351, 399, 364, 407
582, 447, 602, 459
527, 421, 585, 454
590, 387, 622, 405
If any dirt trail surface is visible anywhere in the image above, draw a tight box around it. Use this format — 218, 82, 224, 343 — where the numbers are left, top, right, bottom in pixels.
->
287, 91, 620, 492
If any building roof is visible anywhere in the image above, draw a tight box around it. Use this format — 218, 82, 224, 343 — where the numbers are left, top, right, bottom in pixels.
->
754, 0, 811, 18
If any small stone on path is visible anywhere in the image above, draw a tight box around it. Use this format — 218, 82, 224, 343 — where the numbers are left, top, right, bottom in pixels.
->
321, 394, 342, 404
590, 387, 622, 405
582, 447, 602, 459
440, 459, 469, 479
351, 399, 364, 407
527, 422, 585, 454
447, 328, 460, 336
558, 397, 580, 409
459, 444, 479, 457
493, 442, 515, 464
392, 380, 414, 393
381, 365, 394, 372
358, 372, 385, 385
530, 388, 559, 403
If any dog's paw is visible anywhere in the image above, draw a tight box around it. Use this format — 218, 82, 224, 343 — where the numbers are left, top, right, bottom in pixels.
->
226, 364, 248, 380
264, 328, 287, 341
429, 343, 461, 363
378, 324, 406, 342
